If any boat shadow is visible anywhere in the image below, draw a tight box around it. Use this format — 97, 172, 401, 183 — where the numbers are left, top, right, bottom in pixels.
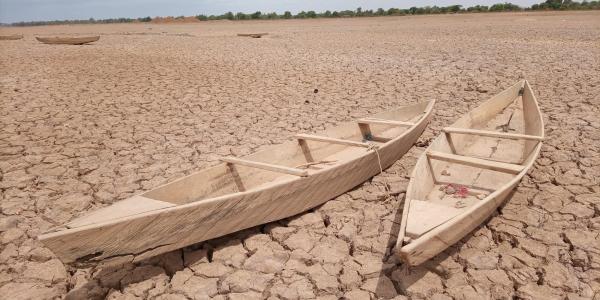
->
66, 176, 516, 299
65, 225, 264, 299
377, 188, 517, 297
373, 194, 457, 298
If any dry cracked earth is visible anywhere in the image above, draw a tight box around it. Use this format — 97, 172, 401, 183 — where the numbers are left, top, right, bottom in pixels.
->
1, 11, 599, 300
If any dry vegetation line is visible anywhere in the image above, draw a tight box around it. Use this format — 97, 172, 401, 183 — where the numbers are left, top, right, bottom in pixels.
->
0, 11, 599, 300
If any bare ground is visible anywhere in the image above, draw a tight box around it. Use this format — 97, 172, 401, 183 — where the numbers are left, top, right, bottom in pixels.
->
0, 11, 599, 300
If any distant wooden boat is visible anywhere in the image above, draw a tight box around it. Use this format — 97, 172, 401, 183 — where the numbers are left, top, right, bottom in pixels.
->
39, 100, 435, 266
0, 34, 23, 40
237, 33, 268, 38
35, 36, 100, 45
396, 80, 544, 266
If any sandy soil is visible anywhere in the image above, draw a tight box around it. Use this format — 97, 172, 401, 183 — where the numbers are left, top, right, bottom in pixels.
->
1, 11, 599, 300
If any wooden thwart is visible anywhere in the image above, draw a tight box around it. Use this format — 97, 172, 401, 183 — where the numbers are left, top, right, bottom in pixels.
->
443, 127, 544, 141
295, 134, 371, 148
221, 157, 308, 177
357, 118, 415, 127
427, 151, 524, 174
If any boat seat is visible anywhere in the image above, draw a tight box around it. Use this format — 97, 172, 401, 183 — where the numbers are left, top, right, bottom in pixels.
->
442, 127, 544, 141
221, 157, 308, 177
357, 118, 415, 127
66, 196, 175, 228
295, 134, 371, 148
427, 151, 524, 174
405, 200, 463, 238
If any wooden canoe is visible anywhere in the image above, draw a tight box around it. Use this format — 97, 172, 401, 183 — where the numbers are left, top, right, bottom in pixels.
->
39, 100, 435, 266
35, 36, 100, 45
0, 34, 23, 40
237, 33, 268, 38
395, 80, 544, 266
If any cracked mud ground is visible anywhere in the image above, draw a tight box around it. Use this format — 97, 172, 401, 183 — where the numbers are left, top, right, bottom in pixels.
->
1, 11, 599, 300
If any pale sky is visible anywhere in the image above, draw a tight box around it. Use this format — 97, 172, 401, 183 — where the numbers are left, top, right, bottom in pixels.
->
0, 0, 540, 23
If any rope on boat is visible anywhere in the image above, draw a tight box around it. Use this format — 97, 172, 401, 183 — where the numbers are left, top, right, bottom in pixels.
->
367, 143, 384, 175
367, 142, 391, 198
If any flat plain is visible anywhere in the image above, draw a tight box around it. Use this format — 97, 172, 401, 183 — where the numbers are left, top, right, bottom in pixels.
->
0, 11, 599, 300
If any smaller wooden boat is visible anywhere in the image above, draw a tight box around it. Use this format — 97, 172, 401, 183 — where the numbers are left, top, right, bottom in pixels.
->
36, 36, 100, 45
0, 34, 23, 40
237, 33, 268, 38
396, 80, 544, 266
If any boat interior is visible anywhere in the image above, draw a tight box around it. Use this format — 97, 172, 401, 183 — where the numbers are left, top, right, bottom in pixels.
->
403, 81, 543, 240
66, 101, 432, 229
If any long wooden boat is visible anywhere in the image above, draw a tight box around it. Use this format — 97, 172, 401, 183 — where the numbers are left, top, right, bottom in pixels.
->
35, 36, 100, 45
0, 34, 23, 40
237, 33, 268, 38
39, 100, 435, 266
395, 80, 543, 266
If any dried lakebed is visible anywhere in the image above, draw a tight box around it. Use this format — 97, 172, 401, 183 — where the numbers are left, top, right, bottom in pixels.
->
1, 11, 599, 300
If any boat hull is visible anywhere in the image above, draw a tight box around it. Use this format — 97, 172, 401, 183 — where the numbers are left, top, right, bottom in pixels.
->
39, 101, 434, 266
395, 80, 543, 266
0, 34, 23, 40
398, 145, 540, 266
36, 36, 100, 45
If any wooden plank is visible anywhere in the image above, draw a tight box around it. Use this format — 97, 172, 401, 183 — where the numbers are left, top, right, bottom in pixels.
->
405, 200, 463, 238
399, 181, 519, 266
522, 80, 546, 158
221, 157, 308, 177
66, 196, 175, 228
443, 127, 544, 141
469, 81, 524, 128
357, 118, 415, 127
427, 151, 524, 174
295, 134, 370, 148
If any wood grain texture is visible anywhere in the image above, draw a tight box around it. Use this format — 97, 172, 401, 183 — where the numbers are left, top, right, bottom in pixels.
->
426, 151, 524, 174
295, 134, 371, 148
442, 127, 544, 141
395, 80, 544, 266
221, 157, 308, 177
357, 118, 415, 127
39, 100, 435, 266
405, 200, 462, 238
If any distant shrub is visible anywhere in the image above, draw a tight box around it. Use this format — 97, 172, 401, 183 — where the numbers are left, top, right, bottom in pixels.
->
250, 11, 262, 19
489, 2, 522, 11
266, 12, 279, 19
8, 0, 600, 26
